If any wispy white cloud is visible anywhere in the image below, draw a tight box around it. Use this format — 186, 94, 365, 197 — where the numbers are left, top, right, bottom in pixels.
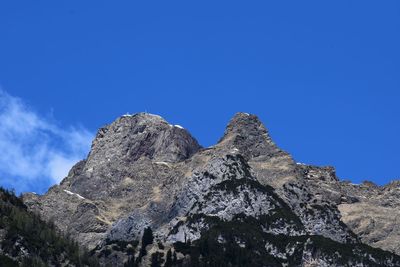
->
0, 89, 93, 193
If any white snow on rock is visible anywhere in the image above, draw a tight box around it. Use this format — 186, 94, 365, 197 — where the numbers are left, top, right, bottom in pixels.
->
75, 194, 85, 200
174, 125, 184, 129
64, 189, 74, 195
63, 189, 85, 200
154, 161, 170, 167
146, 113, 163, 119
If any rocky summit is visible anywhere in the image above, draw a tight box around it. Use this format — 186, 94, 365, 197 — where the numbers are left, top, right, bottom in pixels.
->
20, 112, 400, 267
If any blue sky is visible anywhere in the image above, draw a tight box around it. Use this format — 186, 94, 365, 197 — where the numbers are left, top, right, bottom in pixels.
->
0, 1, 399, 194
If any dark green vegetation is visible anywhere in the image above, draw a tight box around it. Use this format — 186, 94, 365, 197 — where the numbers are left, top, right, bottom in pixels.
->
92, 238, 138, 266
122, 227, 155, 267
0, 187, 99, 267
171, 214, 400, 267
0, 254, 18, 267
140, 227, 154, 258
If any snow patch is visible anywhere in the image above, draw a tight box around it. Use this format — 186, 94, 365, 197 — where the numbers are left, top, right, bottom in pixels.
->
174, 124, 184, 129
75, 194, 85, 200
64, 189, 74, 195
154, 161, 170, 167
230, 148, 239, 154
146, 113, 163, 119
63, 189, 85, 200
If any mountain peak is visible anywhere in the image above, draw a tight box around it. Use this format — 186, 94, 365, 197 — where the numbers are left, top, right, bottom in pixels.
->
120, 112, 166, 121
115, 112, 168, 128
86, 112, 201, 168
217, 112, 281, 159
224, 112, 268, 137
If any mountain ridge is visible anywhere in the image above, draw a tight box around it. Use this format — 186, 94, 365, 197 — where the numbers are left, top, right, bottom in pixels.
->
19, 112, 400, 266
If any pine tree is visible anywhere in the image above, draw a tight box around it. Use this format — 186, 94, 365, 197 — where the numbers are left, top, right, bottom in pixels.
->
140, 227, 154, 257
124, 255, 136, 267
151, 252, 162, 267
164, 249, 172, 267
172, 251, 177, 264
190, 247, 200, 267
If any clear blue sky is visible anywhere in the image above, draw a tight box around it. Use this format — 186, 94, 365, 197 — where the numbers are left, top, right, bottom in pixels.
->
0, 1, 399, 194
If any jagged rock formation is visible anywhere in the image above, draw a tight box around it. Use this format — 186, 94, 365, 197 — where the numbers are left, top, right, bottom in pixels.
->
22, 112, 400, 266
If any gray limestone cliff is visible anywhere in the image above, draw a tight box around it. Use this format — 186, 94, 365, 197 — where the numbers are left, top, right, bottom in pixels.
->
22, 112, 400, 266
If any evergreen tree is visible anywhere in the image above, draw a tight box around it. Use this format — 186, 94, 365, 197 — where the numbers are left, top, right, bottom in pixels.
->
190, 247, 200, 267
124, 255, 136, 267
151, 252, 163, 267
140, 227, 154, 257
164, 249, 172, 267
172, 251, 177, 264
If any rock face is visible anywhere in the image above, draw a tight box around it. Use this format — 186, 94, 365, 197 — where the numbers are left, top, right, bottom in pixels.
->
296, 164, 400, 256
339, 181, 400, 254
23, 112, 400, 266
25, 113, 201, 249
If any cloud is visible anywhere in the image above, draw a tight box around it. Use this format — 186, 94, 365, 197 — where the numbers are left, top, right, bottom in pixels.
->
0, 90, 93, 194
